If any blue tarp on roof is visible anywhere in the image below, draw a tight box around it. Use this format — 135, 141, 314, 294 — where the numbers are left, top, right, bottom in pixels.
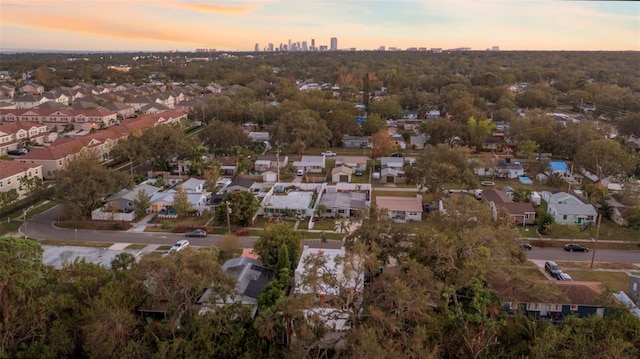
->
550, 161, 568, 173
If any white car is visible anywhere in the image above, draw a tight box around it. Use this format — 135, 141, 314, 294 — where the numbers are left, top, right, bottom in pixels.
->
321, 151, 337, 157
168, 239, 190, 253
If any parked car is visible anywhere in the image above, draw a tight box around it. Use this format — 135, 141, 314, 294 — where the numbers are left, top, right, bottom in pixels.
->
168, 239, 190, 253
564, 243, 589, 252
296, 169, 304, 176
185, 229, 207, 238
556, 272, 573, 281
518, 240, 532, 250
354, 169, 363, 176
544, 261, 563, 277
321, 151, 337, 157
8, 148, 28, 155
391, 152, 404, 157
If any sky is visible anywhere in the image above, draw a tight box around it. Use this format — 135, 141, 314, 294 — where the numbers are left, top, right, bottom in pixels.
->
1, 0, 639, 52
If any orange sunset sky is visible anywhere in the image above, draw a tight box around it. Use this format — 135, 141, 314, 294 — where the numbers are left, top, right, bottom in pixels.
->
1, 0, 639, 52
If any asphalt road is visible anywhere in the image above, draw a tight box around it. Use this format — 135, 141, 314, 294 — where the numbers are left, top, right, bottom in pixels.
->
526, 246, 640, 265
22, 205, 343, 249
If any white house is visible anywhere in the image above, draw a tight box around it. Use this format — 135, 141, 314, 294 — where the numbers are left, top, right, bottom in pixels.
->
376, 196, 423, 222
331, 165, 352, 183
0, 160, 43, 200
542, 191, 597, 226
293, 155, 326, 174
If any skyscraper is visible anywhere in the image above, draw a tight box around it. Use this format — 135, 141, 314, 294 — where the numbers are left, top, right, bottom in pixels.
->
288, 39, 292, 52
330, 37, 338, 51
311, 38, 315, 51
302, 41, 308, 51
254, 43, 260, 52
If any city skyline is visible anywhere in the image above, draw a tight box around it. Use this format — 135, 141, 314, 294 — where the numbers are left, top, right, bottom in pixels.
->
1, 0, 639, 52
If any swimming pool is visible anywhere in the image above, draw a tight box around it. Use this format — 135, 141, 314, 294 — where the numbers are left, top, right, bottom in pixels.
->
519, 176, 533, 185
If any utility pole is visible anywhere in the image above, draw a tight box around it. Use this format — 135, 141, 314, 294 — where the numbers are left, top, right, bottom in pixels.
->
590, 214, 602, 269
226, 202, 232, 233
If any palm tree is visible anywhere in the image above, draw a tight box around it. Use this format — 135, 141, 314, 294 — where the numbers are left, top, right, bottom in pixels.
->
334, 215, 350, 235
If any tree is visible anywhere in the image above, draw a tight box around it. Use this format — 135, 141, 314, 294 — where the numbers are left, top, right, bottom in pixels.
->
574, 139, 635, 182
203, 166, 220, 193
110, 252, 136, 271
420, 118, 467, 146
18, 175, 45, 199
0, 237, 46, 355
466, 116, 496, 151
405, 144, 478, 194
0, 189, 18, 208
369, 97, 403, 119
516, 140, 539, 164
371, 128, 396, 158
172, 185, 192, 218
54, 156, 132, 220
200, 120, 251, 156
133, 188, 150, 218
139, 125, 191, 171
253, 224, 303, 270
215, 191, 260, 227
361, 113, 386, 136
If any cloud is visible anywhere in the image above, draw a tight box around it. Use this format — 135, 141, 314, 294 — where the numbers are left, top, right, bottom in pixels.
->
166, 1, 261, 15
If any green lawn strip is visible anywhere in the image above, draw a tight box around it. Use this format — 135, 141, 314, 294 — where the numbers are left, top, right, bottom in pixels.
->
39, 239, 114, 248
555, 261, 639, 270
372, 190, 418, 199
125, 244, 148, 250
565, 270, 632, 292
156, 245, 171, 251
0, 221, 23, 236
311, 220, 337, 231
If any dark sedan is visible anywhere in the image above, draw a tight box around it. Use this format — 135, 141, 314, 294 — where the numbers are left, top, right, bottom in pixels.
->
564, 243, 589, 252
185, 229, 208, 238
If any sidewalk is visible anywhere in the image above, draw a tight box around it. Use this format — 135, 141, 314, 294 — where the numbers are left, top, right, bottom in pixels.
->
127, 213, 155, 233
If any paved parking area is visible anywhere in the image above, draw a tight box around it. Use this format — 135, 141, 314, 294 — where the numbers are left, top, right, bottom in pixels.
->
42, 245, 140, 269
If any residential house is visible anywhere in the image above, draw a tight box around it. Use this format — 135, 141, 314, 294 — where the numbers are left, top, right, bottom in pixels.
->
483, 135, 506, 151
148, 188, 209, 214
379, 157, 405, 184
248, 132, 270, 143
542, 191, 598, 226
426, 109, 441, 119
482, 189, 536, 226
293, 245, 364, 350
104, 183, 160, 212
0, 84, 15, 99
0, 121, 55, 155
341, 135, 371, 149
19, 83, 44, 95
16, 138, 85, 179
102, 102, 135, 119
331, 165, 352, 183
0, 160, 43, 199
222, 179, 254, 194
198, 256, 274, 317
259, 183, 321, 218
495, 159, 525, 179
392, 134, 406, 149
317, 191, 367, 218
334, 156, 367, 172
376, 196, 423, 222
410, 134, 427, 150
180, 177, 205, 193
15, 95, 47, 109
499, 281, 606, 321
217, 157, 238, 176
140, 102, 171, 115
293, 156, 326, 174
254, 154, 288, 172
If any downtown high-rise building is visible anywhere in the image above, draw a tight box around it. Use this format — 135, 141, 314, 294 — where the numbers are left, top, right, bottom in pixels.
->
330, 37, 338, 51
254, 43, 260, 52
311, 38, 315, 51
302, 41, 308, 51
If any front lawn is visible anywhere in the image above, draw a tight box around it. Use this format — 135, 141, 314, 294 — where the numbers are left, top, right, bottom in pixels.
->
565, 270, 632, 292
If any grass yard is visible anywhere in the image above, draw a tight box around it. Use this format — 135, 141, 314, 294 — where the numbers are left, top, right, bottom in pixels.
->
566, 270, 632, 292
372, 190, 419, 199
310, 219, 337, 231
40, 239, 114, 248
0, 220, 23, 236
126, 244, 148, 250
